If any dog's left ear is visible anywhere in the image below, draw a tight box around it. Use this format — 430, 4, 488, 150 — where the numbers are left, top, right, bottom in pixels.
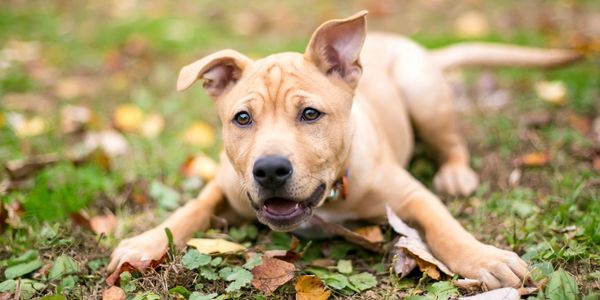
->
176, 49, 253, 99
305, 10, 367, 88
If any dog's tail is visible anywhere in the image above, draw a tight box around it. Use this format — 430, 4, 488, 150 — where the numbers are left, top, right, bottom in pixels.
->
430, 42, 582, 70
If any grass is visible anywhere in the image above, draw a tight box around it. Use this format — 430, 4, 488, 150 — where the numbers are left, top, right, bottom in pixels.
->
0, 0, 599, 299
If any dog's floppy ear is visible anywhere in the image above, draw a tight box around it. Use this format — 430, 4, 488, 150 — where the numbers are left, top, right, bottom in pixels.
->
305, 10, 367, 88
177, 49, 252, 99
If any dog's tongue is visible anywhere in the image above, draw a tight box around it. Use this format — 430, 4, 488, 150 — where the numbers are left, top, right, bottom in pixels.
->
264, 198, 299, 215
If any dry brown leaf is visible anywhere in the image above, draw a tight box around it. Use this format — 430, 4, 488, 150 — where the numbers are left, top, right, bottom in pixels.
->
54, 76, 99, 99
568, 112, 592, 135
90, 214, 118, 235
186, 238, 246, 254
391, 245, 417, 279
180, 121, 216, 148
0, 292, 11, 300
352, 225, 383, 243
180, 154, 218, 180
102, 286, 126, 300
454, 11, 489, 38
4, 153, 61, 180
310, 215, 383, 253
113, 104, 144, 133
140, 112, 164, 138
535, 81, 567, 105
105, 255, 165, 286
519, 152, 550, 167
251, 257, 296, 295
386, 205, 454, 278
454, 278, 483, 293
295, 275, 331, 300
594, 156, 600, 171
309, 259, 336, 268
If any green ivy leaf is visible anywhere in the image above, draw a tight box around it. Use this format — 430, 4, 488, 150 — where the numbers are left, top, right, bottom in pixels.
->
221, 266, 253, 292
426, 281, 459, 299
4, 258, 43, 279
210, 257, 222, 267
189, 292, 218, 300
348, 272, 377, 292
546, 269, 578, 300
49, 255, 79, 280
120, 271, 136, 293
132, 291, 161, 300
200, 266, 219, 280
0, 279, 16, 292
337, 260, 353, 274
15, 279, 46, 300
182, 249, 211, 270
169, 285, 191, 298
243, 255, 262, 270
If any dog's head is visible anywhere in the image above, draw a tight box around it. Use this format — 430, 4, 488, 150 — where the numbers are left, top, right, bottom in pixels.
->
177, 11, 367, 231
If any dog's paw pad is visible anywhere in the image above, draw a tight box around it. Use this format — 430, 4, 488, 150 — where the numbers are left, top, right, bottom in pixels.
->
433, 164, 479, 196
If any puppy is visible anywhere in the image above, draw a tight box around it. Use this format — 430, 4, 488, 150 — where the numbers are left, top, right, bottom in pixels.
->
109, 11, 579, 289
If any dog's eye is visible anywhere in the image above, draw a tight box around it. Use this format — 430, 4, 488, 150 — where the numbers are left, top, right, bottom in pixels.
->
233, 111, 252, 126
301, 107, 322, 122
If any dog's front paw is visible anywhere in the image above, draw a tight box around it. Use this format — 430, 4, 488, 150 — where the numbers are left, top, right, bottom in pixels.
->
433, 163, 479, 196
450, 244, 529, 290
107, 228, 168, 273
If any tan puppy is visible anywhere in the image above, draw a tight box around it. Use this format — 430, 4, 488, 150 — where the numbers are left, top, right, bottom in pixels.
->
108, 11, 579, 289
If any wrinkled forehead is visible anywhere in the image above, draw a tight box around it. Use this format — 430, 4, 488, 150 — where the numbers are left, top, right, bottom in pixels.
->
218, 53, 344, 113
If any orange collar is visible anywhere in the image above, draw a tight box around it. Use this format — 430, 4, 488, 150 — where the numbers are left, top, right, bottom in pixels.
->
326, 171, 348, 202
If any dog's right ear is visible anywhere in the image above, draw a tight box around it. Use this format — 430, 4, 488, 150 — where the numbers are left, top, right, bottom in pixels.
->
176, 49, 252, 99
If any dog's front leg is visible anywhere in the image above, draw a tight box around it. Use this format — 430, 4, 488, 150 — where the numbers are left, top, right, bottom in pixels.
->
383, 167, 528, 289
108, 181, 223, 272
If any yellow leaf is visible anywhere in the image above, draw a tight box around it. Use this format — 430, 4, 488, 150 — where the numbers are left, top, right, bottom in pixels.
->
140, 113, 165, 138
181, 154, 218, 180
7, 114, 46, 137
113, 104, 144, 132
454, 11, 489, 39
535, 81, 567, 105
186, 238, 246, 254
520, 152, 550, 167
295, 275, 331, 300
181, 121, 216, 147
0, 112, 5, 129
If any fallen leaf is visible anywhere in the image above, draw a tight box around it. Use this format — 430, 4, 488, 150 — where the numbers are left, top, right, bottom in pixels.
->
180, 121, 216, 148
295, 275, 331, 300
386, 205, 454, 279
352, 225, 383, 243
251, 257, 295, 295
454, 11, 489, 38
6, 113, 47, 137
508, 168, 522, 187
0, 292, 11, 300
186, 238, 246, 254
535, 81, 567, 105
519, 152, 550, 167
90, 214, 117, 235
310, 215, 382, 253
105, 255, 165, 286
593, 157, 600, 171
459, 287, 520, 300
61, 105, 93, 134
113, 104, 144, 133
391, 245, 417, 279
102, 286, 126, 300
309, 259, 336, 268
453, 278, 483, 293
140, 112, 164, 138
567, 112, 592, 135
82, 130, 129, 157
181, 154, 218, 180
4, 153, 60, 180
54, 76, 99, 99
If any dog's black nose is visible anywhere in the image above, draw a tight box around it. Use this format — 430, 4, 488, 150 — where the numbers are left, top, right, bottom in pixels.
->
253, 155, 293, 189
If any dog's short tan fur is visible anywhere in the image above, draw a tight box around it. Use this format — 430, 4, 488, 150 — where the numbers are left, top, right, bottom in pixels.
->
109, 11, 579, 289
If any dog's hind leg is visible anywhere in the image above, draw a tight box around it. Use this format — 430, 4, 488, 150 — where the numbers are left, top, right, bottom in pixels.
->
108, 180, 224, 272
389, 40, 478, 196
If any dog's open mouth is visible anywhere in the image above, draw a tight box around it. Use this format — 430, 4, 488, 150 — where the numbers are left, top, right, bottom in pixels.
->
255, 184, 326, 231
